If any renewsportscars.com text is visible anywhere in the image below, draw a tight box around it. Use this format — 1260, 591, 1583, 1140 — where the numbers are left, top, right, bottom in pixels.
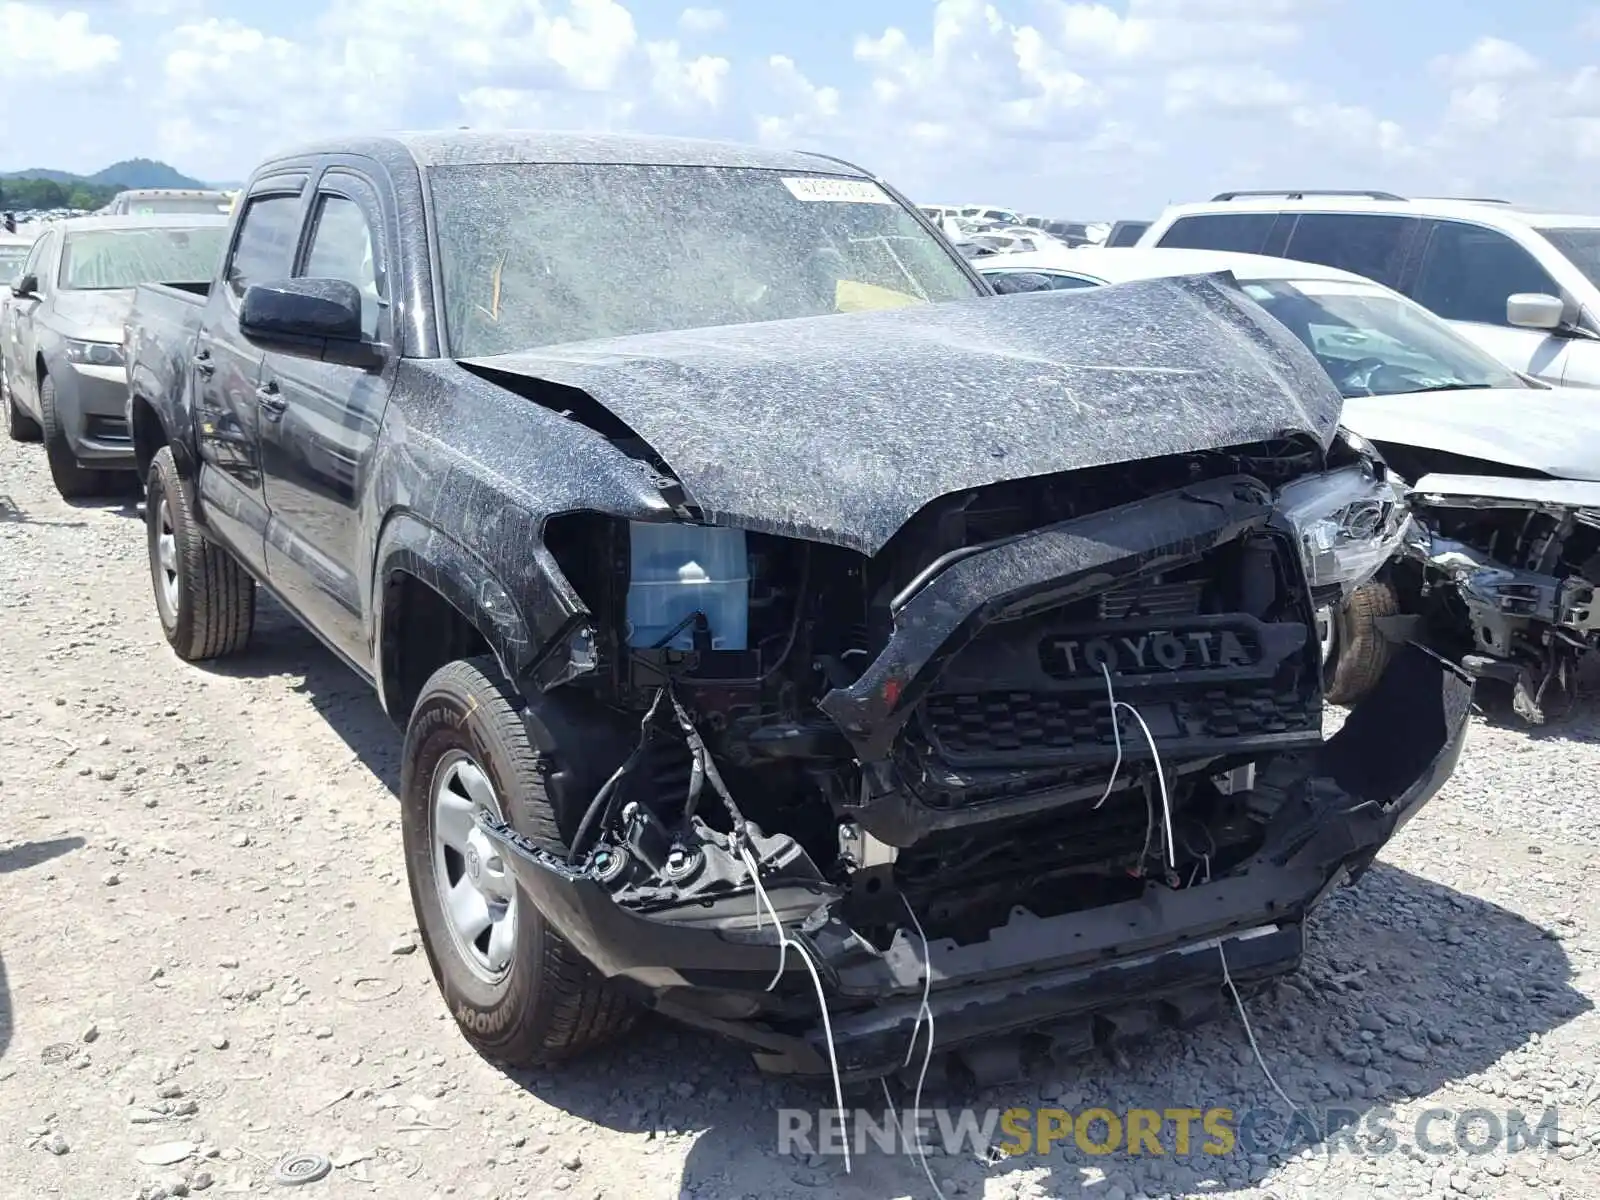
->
777, 1104, 1565, 1160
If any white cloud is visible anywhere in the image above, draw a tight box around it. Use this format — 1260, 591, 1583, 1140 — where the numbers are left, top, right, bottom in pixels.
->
1431, 36, 1540, 85
646, 41, 731, 111
141, 0, 737, 175
678, 6, 725, 34
1164, 64, 1304, 115
1044, 0, 1309, 65
2, 1, 120, 77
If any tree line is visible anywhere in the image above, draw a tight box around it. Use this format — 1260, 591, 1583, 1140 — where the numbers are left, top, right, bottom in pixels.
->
0, 177, 124, 213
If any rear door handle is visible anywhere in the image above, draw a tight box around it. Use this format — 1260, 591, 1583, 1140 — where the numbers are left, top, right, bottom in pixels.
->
193, 349, 214, 377
256, 382, 288, 419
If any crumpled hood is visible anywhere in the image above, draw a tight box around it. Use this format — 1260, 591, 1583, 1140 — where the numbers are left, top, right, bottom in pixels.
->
1343, 386, 1600, 483
49, 288, 135, 345
465, 273, 1344, 555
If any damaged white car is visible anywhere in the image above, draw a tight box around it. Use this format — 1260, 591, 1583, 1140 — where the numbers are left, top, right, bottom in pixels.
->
985, 248, 1600, 722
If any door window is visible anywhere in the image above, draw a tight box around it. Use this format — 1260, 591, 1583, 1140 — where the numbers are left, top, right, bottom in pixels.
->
1283, 213, 1416, 288
1157, 213, 1277, 253
301, 195, 382, 339
225, 193, 303, 301
22, 232, 55, 292
1412, 221, 1563, 327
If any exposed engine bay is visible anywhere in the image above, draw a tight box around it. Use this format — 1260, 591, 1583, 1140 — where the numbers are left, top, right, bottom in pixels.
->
1397, 471, 1600, 724
476, 430, 1467, 1081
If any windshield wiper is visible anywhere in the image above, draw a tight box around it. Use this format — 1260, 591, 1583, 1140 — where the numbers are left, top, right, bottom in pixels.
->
1416, 383, 1497, 393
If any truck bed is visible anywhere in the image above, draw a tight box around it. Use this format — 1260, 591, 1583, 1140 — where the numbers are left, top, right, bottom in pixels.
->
124, 281, 214, 439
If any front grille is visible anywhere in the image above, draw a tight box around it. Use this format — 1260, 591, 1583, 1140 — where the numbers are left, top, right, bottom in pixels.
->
900, 529, 1322, 792
922, 685, 1317, 761
1097, 580, 1204, 621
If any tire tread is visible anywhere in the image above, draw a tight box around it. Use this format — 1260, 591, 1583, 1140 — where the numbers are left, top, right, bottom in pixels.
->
149, 446, 255, 660
404, 657, 636, 1068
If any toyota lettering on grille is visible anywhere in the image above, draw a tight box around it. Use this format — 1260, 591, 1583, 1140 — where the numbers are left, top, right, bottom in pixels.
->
1041, 628, 1254, 678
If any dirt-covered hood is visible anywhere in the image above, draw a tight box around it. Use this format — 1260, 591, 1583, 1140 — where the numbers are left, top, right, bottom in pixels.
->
464, 273, 1344, 555
1343, 386, 1600, 483
48, 288, 136, 345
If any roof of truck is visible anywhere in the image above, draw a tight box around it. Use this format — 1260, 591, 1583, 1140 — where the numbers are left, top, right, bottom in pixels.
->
48, 213, 230, 234
267, 130, 871, 177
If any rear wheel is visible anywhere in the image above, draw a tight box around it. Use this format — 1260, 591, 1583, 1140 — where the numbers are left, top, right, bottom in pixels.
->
400, 656, 636, 1068
38, 374, 113, 498
5, 367, 40, 442
145, 445, 256, 660
1321, 581, 1399, 706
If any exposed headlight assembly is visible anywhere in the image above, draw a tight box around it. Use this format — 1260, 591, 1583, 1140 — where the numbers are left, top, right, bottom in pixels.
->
1277, 460, 1411, 597
63, 338, 124, 367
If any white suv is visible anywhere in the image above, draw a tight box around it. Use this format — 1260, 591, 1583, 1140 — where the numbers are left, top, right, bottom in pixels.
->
1135, 190, 1600, 388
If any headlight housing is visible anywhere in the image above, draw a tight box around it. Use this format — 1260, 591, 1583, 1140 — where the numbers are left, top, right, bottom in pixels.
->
1276, 458, 1411, 598
63, 338, 124, 367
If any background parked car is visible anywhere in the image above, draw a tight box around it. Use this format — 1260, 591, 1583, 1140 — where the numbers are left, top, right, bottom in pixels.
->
978, 245, 1600, 720
101, 188, 234, 217
1135, 190, 1600, 389
3, 213, 227, 496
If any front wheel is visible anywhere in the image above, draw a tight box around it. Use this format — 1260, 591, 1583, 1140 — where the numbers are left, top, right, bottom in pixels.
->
38, 374, 112, 498
145, 445, 256, 660
400, 657, 636, 1068
1321, 581, 1399, 706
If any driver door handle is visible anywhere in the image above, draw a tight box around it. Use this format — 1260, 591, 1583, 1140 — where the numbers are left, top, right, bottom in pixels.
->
256, 382, 287, 419
193, 349, 215, 377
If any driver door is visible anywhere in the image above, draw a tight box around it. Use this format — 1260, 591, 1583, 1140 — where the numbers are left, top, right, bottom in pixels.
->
7, 230, 58, 420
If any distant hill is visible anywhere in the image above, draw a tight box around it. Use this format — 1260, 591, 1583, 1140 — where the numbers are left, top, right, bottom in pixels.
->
0, 157, 215, 213
89, 158, 209, 189
1, 158, 209, 191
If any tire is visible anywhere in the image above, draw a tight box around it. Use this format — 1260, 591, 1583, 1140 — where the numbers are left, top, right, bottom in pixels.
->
4, 364, 40, 442
38, 373, 112, 498
7, 390, 40, 442
401, 656, 636, 1069
1322, 581, 1399, 706
145, 445, 256, 660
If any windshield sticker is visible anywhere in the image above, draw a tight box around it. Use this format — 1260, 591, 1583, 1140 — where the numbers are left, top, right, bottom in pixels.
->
781, 177, 895, 205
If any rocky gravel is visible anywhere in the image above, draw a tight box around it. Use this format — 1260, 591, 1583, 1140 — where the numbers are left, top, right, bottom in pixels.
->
3, 431, 1600, 1200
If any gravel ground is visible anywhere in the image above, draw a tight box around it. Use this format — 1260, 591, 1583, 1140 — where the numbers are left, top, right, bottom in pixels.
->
3, 430, 1600, 1200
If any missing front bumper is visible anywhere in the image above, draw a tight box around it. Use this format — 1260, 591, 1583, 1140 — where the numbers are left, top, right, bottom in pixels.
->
478, 642, 1472, 1077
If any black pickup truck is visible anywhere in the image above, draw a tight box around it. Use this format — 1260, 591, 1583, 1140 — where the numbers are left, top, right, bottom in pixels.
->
123, 130, 1472, 1082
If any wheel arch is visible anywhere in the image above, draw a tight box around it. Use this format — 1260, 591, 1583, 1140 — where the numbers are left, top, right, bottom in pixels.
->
372, 510, 594, 726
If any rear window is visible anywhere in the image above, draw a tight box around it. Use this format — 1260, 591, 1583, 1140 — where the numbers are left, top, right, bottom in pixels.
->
59, 226, 228, 291
1157, 213, 1277, 253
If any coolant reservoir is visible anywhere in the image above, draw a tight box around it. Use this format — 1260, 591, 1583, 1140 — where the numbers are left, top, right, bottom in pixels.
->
625, 523, 750, 651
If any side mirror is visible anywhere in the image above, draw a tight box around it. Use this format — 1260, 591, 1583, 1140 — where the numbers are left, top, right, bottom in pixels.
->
1506, 292, 1565, 331
239, 277, 382, 369
11, 273, 38, 299
987, 272, 1056, 295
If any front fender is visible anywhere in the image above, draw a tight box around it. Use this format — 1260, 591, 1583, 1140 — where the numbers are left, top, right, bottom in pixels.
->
371, 510, 592, 716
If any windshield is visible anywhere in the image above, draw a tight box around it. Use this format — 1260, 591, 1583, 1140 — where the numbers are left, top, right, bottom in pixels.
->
428, 163, 980, 357
0, 246, 29, 276
1538, 227, 1600, 290
1240, 278, 1525, 397
123, 198, 229, 216
59, 225, 227, 291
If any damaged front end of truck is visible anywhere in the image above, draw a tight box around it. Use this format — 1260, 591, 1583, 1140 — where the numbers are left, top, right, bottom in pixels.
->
464, 275, 1473, 1080
1400, 473, 1600, 724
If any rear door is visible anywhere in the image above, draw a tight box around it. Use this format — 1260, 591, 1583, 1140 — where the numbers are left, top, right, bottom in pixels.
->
1407, 218, 1576, 386
192, 175, 311, 574
258, 164, 398, 669
1279, 213, 1421, 290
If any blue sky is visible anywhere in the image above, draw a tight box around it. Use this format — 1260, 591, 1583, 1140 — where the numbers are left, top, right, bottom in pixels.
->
6, 0, 1600, 219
